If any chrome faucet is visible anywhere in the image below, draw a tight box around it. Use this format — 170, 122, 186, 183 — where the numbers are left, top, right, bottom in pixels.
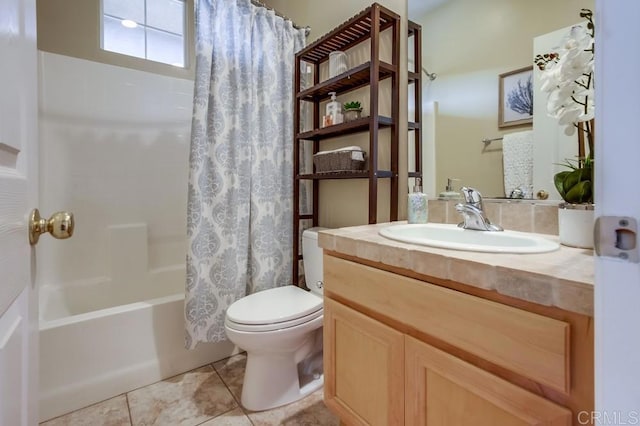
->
455, 187, 503, 231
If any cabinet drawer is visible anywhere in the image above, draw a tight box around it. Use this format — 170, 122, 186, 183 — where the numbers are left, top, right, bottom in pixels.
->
324, 255, 570, 393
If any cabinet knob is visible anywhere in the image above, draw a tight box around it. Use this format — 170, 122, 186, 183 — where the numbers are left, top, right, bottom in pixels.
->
536, 190, 549, 200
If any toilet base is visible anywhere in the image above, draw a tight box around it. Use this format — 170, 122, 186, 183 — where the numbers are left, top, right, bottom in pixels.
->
241, 349, 324, 411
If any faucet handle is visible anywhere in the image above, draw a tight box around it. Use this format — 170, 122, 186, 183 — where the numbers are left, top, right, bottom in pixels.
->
461, 187, 484, 207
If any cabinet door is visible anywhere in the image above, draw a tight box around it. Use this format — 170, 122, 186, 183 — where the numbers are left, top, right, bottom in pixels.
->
324, 298, 404, 426
405, 336, 571, 426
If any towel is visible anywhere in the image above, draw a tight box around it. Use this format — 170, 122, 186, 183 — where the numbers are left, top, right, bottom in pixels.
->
314, 146, 365, 161
316, 146, 362, 154
502, 130, 533, 198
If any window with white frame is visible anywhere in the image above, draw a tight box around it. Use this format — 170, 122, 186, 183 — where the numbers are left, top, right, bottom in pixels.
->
101, 0, 186, 67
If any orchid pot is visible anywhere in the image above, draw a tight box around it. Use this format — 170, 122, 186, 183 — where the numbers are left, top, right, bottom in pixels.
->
558, 203, 594, 248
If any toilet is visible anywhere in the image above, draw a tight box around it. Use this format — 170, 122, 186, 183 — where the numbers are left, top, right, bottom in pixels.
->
224, 227, 326, 411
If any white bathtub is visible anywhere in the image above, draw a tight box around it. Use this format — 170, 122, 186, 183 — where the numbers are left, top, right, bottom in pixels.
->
38, 266, 236, 422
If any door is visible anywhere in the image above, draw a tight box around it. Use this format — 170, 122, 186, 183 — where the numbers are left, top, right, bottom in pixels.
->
0, 0, 39, 424
594, 0, 640, 418
323, 298, 404, 426
405, 336, 571, 426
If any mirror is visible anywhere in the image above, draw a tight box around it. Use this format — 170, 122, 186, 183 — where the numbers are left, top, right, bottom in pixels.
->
408, 0, 595, 199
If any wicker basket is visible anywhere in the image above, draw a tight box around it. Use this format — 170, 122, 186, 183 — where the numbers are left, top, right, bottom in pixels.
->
313, 149, 367, 173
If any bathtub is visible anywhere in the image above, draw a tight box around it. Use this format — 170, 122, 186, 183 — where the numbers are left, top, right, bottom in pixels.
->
38, 265, 237, 422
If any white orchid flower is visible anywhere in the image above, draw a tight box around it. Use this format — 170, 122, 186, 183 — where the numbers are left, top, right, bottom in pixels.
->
538, 21, 594, 130
558, 105, 583, 125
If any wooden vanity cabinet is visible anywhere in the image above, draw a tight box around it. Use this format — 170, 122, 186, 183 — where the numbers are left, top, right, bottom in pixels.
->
322, 254, 593, 426
324, 298, 404, 426
405, 337, 570, 425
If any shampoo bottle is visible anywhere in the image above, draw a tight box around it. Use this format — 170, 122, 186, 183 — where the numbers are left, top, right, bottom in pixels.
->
408, 178, 428, 224
325, 92, 343, 126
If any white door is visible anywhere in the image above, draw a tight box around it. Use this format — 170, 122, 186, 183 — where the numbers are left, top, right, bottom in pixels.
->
0, 0, 39, 424
595, 0, 640, 421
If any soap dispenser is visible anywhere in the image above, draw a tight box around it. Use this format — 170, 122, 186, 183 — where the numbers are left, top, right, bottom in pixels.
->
323, 92, 343, 127
408, 178, 428, 224
439, 178, 461, 200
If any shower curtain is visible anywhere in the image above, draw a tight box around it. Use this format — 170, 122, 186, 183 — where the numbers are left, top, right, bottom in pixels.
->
186, 0, 306, 347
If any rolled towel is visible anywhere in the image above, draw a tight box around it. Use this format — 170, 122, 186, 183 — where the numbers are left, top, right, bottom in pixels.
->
315, 145, 362, 154
314, 146, 365, 161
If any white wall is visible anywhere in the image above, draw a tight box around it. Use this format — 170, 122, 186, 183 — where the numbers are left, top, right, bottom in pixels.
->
37, 52, 192, 300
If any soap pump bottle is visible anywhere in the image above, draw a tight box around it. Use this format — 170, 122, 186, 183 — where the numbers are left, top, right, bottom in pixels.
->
325, 92, 343, 126
439, 178, 461, 200
407, 177, 428, 224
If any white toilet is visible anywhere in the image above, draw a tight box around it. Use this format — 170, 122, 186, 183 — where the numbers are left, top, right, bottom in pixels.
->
224, 227, 326, 411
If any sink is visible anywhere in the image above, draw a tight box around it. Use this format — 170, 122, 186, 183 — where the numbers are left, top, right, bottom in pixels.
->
379, 223, 560, 254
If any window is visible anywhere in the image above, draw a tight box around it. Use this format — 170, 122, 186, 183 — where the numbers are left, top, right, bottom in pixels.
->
102, 0, 186, 67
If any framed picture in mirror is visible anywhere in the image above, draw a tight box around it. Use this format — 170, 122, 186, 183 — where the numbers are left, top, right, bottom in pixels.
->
498, 66, 534, 128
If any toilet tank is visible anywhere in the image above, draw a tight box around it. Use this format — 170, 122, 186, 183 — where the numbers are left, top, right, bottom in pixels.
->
302, 227, 327, 297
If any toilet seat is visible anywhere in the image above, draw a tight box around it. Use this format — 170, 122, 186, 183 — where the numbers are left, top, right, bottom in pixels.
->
225, 308, 323, 332
226, 286, 323, 332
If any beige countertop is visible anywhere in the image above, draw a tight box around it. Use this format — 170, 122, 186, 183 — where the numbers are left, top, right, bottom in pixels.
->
318, 222, 594, 317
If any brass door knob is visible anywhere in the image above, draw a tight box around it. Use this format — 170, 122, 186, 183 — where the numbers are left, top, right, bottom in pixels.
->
29, 209, 74, 245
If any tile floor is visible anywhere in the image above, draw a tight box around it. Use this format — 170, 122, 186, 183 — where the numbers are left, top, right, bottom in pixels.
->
41, 354, 339, 426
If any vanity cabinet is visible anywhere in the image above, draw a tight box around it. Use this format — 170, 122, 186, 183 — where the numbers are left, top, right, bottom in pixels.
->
324, 298, 404, 425
405, 337, 570, 425
322, 253, 593, 426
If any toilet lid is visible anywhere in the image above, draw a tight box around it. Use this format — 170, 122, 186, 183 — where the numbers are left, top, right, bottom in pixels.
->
225, 308, 323, 332
226, 285, 322, 325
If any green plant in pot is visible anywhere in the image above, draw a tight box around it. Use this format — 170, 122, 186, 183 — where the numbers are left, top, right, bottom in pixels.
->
343, 100, 362, 122
536, 8, 595, 247
554, 155, 593, 204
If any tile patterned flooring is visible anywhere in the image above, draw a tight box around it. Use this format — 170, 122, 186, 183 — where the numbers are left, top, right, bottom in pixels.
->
41, 354, 339, 426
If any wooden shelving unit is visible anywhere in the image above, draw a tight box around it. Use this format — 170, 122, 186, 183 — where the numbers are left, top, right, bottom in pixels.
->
408, 20, 423, 180
292, 3, 401, 286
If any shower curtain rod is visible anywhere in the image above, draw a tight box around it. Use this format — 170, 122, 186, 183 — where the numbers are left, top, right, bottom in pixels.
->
250, 0, 311, 36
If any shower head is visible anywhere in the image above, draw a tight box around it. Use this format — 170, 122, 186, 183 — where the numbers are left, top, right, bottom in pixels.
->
422, 67, 437, 81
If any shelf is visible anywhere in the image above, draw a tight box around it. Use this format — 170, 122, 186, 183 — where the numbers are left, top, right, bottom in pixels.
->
296, 116, 393, 141
293, 3, 401, 286
297, 170, 393, 180
408, 20, 421, 36
297, 3, 400, 64
297, 62, 396, 101
408, 71, 420, 82
408, 20, 423, 203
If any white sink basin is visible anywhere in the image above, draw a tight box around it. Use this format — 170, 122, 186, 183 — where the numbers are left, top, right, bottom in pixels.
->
379, 223, 560, 254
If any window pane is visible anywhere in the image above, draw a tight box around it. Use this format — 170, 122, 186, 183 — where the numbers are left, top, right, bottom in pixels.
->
103, 15, 145, 59
147, 0, 185, 35
103, 0, 144, 23
147, 27, 184, 66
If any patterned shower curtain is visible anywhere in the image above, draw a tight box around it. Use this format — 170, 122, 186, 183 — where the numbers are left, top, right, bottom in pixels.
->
186, 0, 305, 348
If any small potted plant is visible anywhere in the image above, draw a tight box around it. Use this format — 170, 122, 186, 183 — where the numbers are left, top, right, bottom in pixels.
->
343, 101, 363, 122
